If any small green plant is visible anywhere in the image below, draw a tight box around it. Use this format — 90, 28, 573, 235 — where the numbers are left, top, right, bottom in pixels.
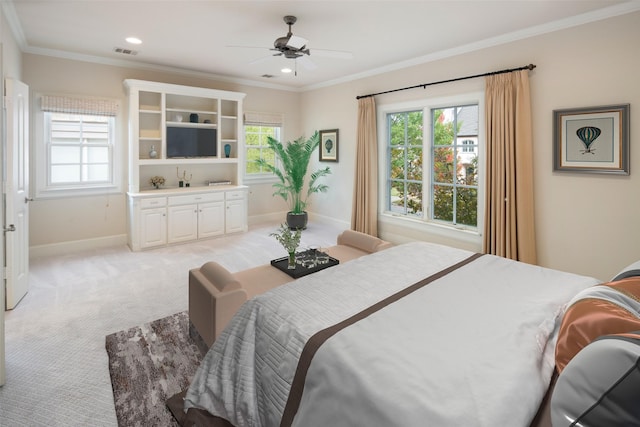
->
270, 223, 302, 253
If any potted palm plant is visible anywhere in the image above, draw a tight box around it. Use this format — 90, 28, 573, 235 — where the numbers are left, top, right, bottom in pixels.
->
255, 131, 331, 229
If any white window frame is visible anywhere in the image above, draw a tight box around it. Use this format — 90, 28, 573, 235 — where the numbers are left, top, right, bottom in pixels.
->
377, 92, 485, 244
34, 94, 123, 198
243, 112, 284, 184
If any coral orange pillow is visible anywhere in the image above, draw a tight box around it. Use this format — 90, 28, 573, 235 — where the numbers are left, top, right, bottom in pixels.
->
555, 277, 640, 373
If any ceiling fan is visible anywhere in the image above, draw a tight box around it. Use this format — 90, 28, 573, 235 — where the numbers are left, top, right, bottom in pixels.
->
229, 15, 353, 72
272, 15, 311, 60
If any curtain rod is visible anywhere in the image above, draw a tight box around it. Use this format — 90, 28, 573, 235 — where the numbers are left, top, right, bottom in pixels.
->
355, 63, 536, 100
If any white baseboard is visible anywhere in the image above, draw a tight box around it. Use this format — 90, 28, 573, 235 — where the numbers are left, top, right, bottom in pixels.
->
30, 234, 129, 258
248, 212, 287, 226
249, 211, 350, 231
28, 213, 349, 258
307, 212, 350, 230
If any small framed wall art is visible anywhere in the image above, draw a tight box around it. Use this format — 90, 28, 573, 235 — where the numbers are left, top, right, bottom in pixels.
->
319, 129, 339, 162
553, 104, 629, 174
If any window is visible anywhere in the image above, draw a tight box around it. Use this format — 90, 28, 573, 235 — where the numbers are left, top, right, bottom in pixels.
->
36, 95, 120, 197
245, 124, 280, 174
244, 111, 283, 182
431, 105, 479, 227
388, 111, 423, 217
382, 93, 483, 233
46, 113, 113, 185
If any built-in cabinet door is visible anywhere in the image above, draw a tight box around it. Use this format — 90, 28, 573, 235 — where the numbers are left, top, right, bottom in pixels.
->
225, 199, 246, 234
198, 201, 225, 238
140, 208, 167, 249
168, 204, 198, 243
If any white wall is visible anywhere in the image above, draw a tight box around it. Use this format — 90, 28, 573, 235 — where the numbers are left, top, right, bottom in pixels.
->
300, 11, 640, 281
22, 55, 302, 248
21, 11, 640, 280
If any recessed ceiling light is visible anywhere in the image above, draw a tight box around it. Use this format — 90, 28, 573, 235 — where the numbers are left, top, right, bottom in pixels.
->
126, 37, 142, 45
281, 67, 292, 74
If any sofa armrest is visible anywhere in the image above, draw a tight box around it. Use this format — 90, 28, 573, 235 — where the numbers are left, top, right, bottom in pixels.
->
188, 262, 248, 347
336, 230, 392, 253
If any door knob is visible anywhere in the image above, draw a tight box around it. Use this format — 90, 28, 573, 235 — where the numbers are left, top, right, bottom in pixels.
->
25, 197, 34, 203
4, 224, 16, 232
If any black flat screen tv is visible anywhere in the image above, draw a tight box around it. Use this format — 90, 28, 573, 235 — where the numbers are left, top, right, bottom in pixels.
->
166, 127, 217, 158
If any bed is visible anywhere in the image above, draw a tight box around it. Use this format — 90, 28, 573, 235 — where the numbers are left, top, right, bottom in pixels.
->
175, 241, 604, 427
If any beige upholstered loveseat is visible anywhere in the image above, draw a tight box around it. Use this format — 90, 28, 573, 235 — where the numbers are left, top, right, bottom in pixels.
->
189, 229, 392, 347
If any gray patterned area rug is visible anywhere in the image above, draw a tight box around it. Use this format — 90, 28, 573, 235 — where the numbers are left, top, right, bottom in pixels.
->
105, 311, 208, 426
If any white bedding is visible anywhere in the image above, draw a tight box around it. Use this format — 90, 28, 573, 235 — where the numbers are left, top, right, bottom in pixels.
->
184, 242, 599, 427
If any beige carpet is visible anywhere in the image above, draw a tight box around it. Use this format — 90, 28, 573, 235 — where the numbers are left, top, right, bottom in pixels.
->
0, 221, 342, 426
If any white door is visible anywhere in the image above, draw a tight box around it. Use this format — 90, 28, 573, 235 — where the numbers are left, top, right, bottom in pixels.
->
167, 204, 198, 243
4, 78, 30, 310
225, 199, 246, 234
140, 208, 167, 249
198, 201, 224, 238
0, 57, 5, 387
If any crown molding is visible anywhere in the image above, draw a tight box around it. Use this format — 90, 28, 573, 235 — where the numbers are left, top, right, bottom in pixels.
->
301, 1, 640, 91
22, 45, 301, 92
4, 0, 639, 93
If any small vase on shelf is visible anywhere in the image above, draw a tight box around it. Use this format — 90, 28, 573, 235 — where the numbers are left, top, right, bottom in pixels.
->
149, 145, 157, 159
149, 175, 165, 190
224, 144, 231, 158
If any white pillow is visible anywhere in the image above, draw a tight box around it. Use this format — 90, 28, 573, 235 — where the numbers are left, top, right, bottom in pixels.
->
611, 260, 640, 281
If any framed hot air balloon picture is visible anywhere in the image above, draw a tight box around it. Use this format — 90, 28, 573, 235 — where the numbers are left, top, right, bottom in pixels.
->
553, 104, 629, 174
319, 129, 339, 162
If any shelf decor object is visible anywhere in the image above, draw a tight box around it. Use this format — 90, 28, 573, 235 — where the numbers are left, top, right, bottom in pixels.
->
150, 176, 165, 189
553, 104, 629, 174
270, 223, 302, 269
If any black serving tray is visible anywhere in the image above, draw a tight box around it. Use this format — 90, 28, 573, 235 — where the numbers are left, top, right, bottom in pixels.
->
270, 249, 339, 279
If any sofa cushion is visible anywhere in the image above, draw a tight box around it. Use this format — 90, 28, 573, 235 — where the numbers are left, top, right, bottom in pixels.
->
234, 265, 293, 298
324, 245, 369, 263
336, 230, 392, 253
199, 261, 241, 292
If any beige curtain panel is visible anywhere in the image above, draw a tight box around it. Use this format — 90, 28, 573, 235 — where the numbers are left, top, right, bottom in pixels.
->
483, 70, 537, 264
352, 97, 378, 236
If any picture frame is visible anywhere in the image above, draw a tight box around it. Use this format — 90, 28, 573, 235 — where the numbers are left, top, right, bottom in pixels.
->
553, 104, 629, 175
319, 129, 339, 162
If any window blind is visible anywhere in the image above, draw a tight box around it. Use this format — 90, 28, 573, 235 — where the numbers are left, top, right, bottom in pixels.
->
41, 95, 118, 117
244, 111, 284, 127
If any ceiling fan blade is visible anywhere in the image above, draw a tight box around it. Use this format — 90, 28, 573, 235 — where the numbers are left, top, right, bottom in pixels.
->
309, 49, 354, 59
298, 55, 317, 70
249, 55, 275, 65
287, 35, 308, 50
226, 45, 270, 50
